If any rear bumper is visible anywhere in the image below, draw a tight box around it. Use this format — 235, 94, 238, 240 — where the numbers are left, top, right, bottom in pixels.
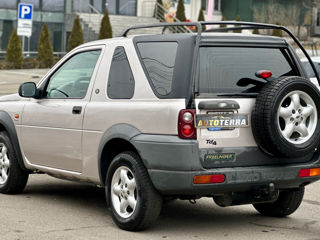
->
131, 134, 320, 195
148, 163, 320, 195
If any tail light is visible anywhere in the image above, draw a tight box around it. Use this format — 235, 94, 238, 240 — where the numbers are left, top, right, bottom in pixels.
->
298, 168, 320, 177
193, 174, 226, 184
178, 109, 196, 139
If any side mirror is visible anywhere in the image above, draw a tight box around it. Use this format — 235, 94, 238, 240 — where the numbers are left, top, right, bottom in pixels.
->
19, 82, 38, 98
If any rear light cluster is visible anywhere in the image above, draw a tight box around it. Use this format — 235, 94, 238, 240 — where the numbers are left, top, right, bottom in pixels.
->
178, 109, 196, 139
193, 174, 226, 184
298, 168, 320, 178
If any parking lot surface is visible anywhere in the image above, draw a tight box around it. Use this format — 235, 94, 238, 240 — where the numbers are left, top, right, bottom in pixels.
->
0, 175, 319, 240
0, 69, 319, 239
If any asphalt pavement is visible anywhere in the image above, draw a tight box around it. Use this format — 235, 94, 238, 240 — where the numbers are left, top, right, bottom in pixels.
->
0, 69, 320, 239
0, 175, 319, 240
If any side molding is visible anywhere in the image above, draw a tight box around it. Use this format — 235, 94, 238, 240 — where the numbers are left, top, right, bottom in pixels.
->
0, 111, 29, 172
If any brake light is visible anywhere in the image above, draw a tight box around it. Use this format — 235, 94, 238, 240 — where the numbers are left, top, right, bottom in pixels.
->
298, 168, 320, 177
255, 70, 272, 79
178, 109, 196, 139
193, 174, 226, 184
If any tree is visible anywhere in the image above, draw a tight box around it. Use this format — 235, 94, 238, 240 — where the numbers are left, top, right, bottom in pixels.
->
38, 24, 54, 68
6, 29, 23, 69
233, 15, 241, 33
67, 16, 83, 52
99, 8, 112, 39
176, 0, 186, 22
272, 21, 283, 37
197, 8, 206, 32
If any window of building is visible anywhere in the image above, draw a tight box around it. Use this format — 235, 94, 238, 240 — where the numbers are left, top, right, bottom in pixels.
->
137, 42, 178, 96
0, 0, 17, 9
42, 0, 64, 12
201, 0, 221, 12
73, 0, 90, 12
93, 0, 103, 13
107, 47, 135, 99
106, 0, 137, 16
45, 50, 101, 99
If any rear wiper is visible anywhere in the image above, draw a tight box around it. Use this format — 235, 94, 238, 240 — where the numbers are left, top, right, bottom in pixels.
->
216, 93, 258, 97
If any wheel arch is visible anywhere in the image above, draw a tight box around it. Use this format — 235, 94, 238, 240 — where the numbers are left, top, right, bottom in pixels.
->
0, 111, 29, 172
98, 124, 141, 186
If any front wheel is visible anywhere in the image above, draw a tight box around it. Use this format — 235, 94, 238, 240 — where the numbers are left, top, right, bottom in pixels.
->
0, 131, 29, 194
106, 151, 162, 231
253, 187, 304, 217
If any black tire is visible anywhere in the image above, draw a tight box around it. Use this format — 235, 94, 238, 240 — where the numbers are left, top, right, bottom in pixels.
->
252, 76, 320, 157
106, 151, 163, 231
253, 187, 304, 217
0, 131, 29, 194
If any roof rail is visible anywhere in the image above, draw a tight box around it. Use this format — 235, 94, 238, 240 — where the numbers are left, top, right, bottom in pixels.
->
121, 21, 320, 108
120, 22, 202, 37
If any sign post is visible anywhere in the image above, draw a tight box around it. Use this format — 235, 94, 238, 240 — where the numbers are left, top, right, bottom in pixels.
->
17, 3, 33, 55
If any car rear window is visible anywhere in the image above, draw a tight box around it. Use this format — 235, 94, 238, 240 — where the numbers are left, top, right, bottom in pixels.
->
198, 47, 296, 94
137, 42, 178, 96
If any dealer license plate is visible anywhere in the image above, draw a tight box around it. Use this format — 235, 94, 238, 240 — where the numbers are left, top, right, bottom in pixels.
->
195, 114, 249, 128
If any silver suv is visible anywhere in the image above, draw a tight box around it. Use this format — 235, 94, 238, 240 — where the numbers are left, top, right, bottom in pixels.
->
1, 22, 320, 231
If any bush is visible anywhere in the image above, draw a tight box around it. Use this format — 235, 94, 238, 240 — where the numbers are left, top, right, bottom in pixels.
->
99, 8, 112, 39
67, 16, 83, 52
233, 15, 241, 33
272, 21, 283, 37
252, 28, 260, 34
176, 0, 186, 22
22, 58, 39, 69
6, 29, 23, 69
220, 15, 227, 32
38, 24, 54, 68
197, 8, 206, 32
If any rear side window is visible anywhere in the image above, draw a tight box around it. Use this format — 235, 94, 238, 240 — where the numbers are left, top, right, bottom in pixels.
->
198, 47, 296, 94
137, 42, 178, 96
107, 47, 135, 99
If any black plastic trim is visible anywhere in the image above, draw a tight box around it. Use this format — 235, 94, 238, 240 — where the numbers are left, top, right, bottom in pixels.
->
198, 100, 240, 110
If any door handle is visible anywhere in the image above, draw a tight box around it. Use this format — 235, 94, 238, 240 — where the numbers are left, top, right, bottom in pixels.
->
72, 106, 82, 114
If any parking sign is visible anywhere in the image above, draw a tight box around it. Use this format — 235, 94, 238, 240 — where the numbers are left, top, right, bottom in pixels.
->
18, 4, 33, 20
17, 3, 33, 37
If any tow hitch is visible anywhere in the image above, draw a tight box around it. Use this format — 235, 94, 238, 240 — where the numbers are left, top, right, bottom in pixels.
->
213, 183, 279, 207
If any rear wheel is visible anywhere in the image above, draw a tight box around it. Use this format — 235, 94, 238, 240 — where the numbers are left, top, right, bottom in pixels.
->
106, 151, 162, 231
0, 131, 29, 194
253, 187, 304, 217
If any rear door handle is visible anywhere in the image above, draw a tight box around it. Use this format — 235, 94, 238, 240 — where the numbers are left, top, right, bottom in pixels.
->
72, 106, 82, 114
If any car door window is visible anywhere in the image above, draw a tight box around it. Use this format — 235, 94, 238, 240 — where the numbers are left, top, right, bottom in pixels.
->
45, 50, 101, 99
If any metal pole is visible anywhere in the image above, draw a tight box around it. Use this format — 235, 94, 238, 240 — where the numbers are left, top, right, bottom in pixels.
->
27, 37, 30, 57
22, 36, 25, 56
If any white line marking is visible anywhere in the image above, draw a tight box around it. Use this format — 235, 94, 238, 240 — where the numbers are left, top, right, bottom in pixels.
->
2, 70, 44, 77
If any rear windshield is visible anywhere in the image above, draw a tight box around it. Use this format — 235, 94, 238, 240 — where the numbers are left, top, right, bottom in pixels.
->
198, 47, 296, 94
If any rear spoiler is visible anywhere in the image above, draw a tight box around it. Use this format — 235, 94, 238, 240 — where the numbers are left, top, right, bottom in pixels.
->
121, 21, 320, 108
